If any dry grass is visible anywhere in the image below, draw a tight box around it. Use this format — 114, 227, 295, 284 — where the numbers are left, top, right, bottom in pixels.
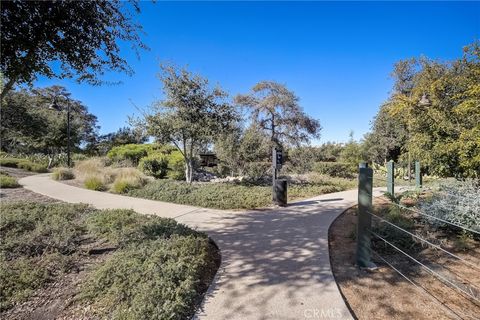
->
74, 158, 148, 193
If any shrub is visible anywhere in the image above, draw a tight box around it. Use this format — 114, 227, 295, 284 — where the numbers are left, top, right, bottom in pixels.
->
0, 158, 47, 173
129, 178, 353, 210
80, 236, 215, 320
51, 167, 75, 181
107, 144, 152, 165
84, 176, 106, 191
419, 180, 480, 234
109, 168, 148, 194
86, 209, 199, 245
138, 154, 168, 179
0, 174, 19, 188
0, 202, 91, 310
0, 158, 20, 168
166, 150, 185, 180
313, 161, 355, 179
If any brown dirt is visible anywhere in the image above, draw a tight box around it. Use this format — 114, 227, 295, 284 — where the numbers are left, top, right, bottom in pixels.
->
329, 197, 480, 320
0, 166, 58, 204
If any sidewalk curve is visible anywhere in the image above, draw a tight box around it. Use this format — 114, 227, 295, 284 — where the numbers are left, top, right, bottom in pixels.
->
19, 174, 385, 320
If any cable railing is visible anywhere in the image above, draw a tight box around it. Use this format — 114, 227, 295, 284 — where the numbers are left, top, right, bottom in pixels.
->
356, 162, 480, 318
366, 210, 480, 273
371, 250, 465, 320
389, 202, 480, 236
369, 230, 480, 303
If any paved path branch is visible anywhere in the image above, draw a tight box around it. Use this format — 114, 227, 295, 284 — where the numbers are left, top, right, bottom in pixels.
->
19, 174, 387, 320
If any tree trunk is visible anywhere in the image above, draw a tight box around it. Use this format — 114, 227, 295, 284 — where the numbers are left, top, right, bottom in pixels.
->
185, 159, 194, 183
0, 77, 16, 101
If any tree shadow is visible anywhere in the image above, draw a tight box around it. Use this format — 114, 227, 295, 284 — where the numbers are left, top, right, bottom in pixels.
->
190, 199, 355, 319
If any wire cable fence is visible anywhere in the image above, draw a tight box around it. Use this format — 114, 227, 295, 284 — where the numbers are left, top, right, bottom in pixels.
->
366, 210, 480, 273
389, 202, 480, 236
356, 162, 480, 318
371, 250, 465, 320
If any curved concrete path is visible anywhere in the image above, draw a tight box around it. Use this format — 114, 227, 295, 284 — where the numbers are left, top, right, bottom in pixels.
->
19, 174, 386, 320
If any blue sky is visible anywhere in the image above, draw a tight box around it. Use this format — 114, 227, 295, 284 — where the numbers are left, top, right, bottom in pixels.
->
35, 1, 479, 143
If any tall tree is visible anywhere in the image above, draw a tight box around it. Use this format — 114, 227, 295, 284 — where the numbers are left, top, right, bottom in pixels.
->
145, 65, 238, 183
235, 81, 321, 149
1, 86, 99, 166
364, 104, 407, 164
380, 41, 480, 178
0, 0, 147, 99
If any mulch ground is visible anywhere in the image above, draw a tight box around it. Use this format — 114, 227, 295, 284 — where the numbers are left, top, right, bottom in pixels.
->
329, 197, 480, 320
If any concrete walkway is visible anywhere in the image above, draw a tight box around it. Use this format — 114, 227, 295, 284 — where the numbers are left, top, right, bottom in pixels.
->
19, 174, 386, 320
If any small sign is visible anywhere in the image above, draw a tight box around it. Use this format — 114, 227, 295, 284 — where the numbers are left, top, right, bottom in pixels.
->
273, 148, 283, 168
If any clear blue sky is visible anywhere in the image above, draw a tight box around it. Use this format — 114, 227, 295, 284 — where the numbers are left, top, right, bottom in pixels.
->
35, 1, 479, 143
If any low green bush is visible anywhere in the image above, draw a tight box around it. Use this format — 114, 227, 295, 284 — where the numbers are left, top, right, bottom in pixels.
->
80, 236, 216, 320
0, 174, 19, 188
0, 202, 91, 310
138, 154, 169, 179
107, 144, 152, 165
0, 157, 47, 173
0, 158, 20, 168
166, 150, 185, 180
86, 209, 199, 246
84, 176, 106, 191
129, 179, 352, 210
313, 161, 355, 179
51, 167, 75, 181
1, 203, 217, 317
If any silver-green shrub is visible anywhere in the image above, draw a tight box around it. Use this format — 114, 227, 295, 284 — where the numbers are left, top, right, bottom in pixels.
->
420, 179, 480, 233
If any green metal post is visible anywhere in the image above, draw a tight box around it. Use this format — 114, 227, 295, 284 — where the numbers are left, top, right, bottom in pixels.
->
415, 161, 422, 188
387, 160, 394, 196
356, 163, 376, 269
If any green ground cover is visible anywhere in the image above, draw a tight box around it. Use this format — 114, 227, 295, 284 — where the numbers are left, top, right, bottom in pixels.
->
0, 202, 218, 319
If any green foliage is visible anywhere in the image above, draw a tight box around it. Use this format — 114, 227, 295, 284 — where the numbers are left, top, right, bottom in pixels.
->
1, 1, 146, 98
0, 157, 47, 173
144, 64, 238, 183
166, 150, 186, 180
51, 167, 75, 180
235, 81, 321, 147
313, 162, 355, 179
374, 206, 416, 249
138, 153, 168, 179
129, 178, 353, 210
0, 203, 216, 318
0, 202, 91, 310
107, 144, 152, 165
214, 124, 271, 180
95, 127, 148, 155
379, 41, 480, 178
84, 176, 106, 191
419, 180, 480, 233
0, 173, 19, 188
80, 236, 215, 320
1, 87, 98, 162
82, 209, 215, 320
339, 133, 367, 168
85, 209, 200, 246
110, 175, 147, 194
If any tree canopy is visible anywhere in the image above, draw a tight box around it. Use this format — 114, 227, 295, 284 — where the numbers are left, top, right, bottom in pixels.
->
370, 41, 480, 178
1, 86, 98, 165
144, 65, 238, 183
0, 0, 146, 99
235, 81, 321, 148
